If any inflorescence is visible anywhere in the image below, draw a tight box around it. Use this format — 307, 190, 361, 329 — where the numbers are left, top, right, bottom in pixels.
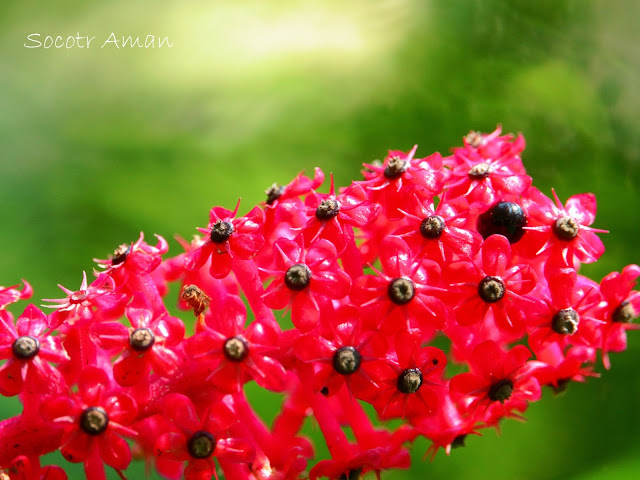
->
0, 127, 638, 480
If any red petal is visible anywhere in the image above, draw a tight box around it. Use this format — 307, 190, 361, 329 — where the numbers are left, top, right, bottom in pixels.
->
153, 314, 185, 347
150, 347, 181, 377
16, 305, 48, 337
454, 298, 489, 327
113, 354, 146, 387
215, 437, 255, 463
155, 432, 189, 461
209, 251, 233, 279
215, 296, 246, 336
504, 345, 532, 376
98, 430, 131, 470
79, 367, 109, 405
0, 359, 23, 396
41, 466, 68, 480
449, 373, 486, 396
310, 270, 351, 300
164, 395, 201, 433
273, 238, 301, 269
379, 236, 412, 278
291, 293, 320, 332
184, 459, 215, 480
104, 393, 137, 426
125, 292, 153, 327
60, 429, 93, 463
295, 335, 334, 362
230, 233, 264, 259
481, 234, 511, 276
90, 321, 129, 350
472, 340, 504, 380
565, 193, 597, 225
246, 355, 287, 392
184, 245, 211, 271
306, 240, 338, 269
262, 280, 290, 310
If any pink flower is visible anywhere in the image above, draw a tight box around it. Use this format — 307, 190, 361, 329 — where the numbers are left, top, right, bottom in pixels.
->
185, 202, 265, 279
0, 305, 68, 396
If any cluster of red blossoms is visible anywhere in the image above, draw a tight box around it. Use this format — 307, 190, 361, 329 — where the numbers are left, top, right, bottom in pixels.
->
1, 127, 638, 480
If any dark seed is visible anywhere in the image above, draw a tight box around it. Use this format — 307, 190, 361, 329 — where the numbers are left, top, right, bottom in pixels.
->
477, 202, 527, 243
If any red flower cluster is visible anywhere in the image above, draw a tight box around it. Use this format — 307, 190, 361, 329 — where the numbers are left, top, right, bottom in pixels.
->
1, 127, 638, 480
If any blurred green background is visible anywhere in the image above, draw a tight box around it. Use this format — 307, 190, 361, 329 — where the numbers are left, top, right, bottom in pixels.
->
1, 0, 639, 479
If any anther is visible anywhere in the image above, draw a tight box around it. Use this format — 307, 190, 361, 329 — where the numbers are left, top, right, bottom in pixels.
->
187, 431, 216, 459
552, 215, 580, 241
315, 199, 341, 221
79, 407, 109, 436
388, 277, 415, 305
265, 183, 284, 205
551, 308, 580, 335
397, 368, 423, 394
613, 301, 636, 323
420, 215, 446, 239
384, 156, 408, 179
488, 378, 514, 403
11, 336, 40, 360
284, 264, 311, 291
332, 346, 361, 375
210, 220, 235, 243
111, 244, 131, 265
468, 162, 492, 179
464, 131, 484, 148
129, 327, 155, 352
478, 276, 506, 303
223, 335, 249, 362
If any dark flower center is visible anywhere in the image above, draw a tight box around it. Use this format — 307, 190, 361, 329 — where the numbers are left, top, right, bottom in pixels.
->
315, 199, 341, 221
478, 276, 506, 303
12, 335, 40, 360
420, 215, 446, 239
111, 244, 131, 265
468, 162, 492, 179
284, 263, 311, 291
265, 183, 284, 205
613, 301, 636, 323
223, 335, 249, 362
388, 277, 415, 305
332, 346, 361, 375
339, 469, 362, 480
210, 220, 234, 243
451, 434, 467, 449
464, 131, 483, 148
384, 156, 408, 179
129, 327, 155, 352
488, 378, 514, 403
397, 368, 423, 394
551, 308, 580, 335
187, 431, 216, 459
552, 215, 580, 241
79, 407, 109, 435
477, 201, 527, 243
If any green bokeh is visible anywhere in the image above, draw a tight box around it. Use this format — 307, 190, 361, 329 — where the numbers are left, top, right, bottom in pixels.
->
1, 1, 639, 479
